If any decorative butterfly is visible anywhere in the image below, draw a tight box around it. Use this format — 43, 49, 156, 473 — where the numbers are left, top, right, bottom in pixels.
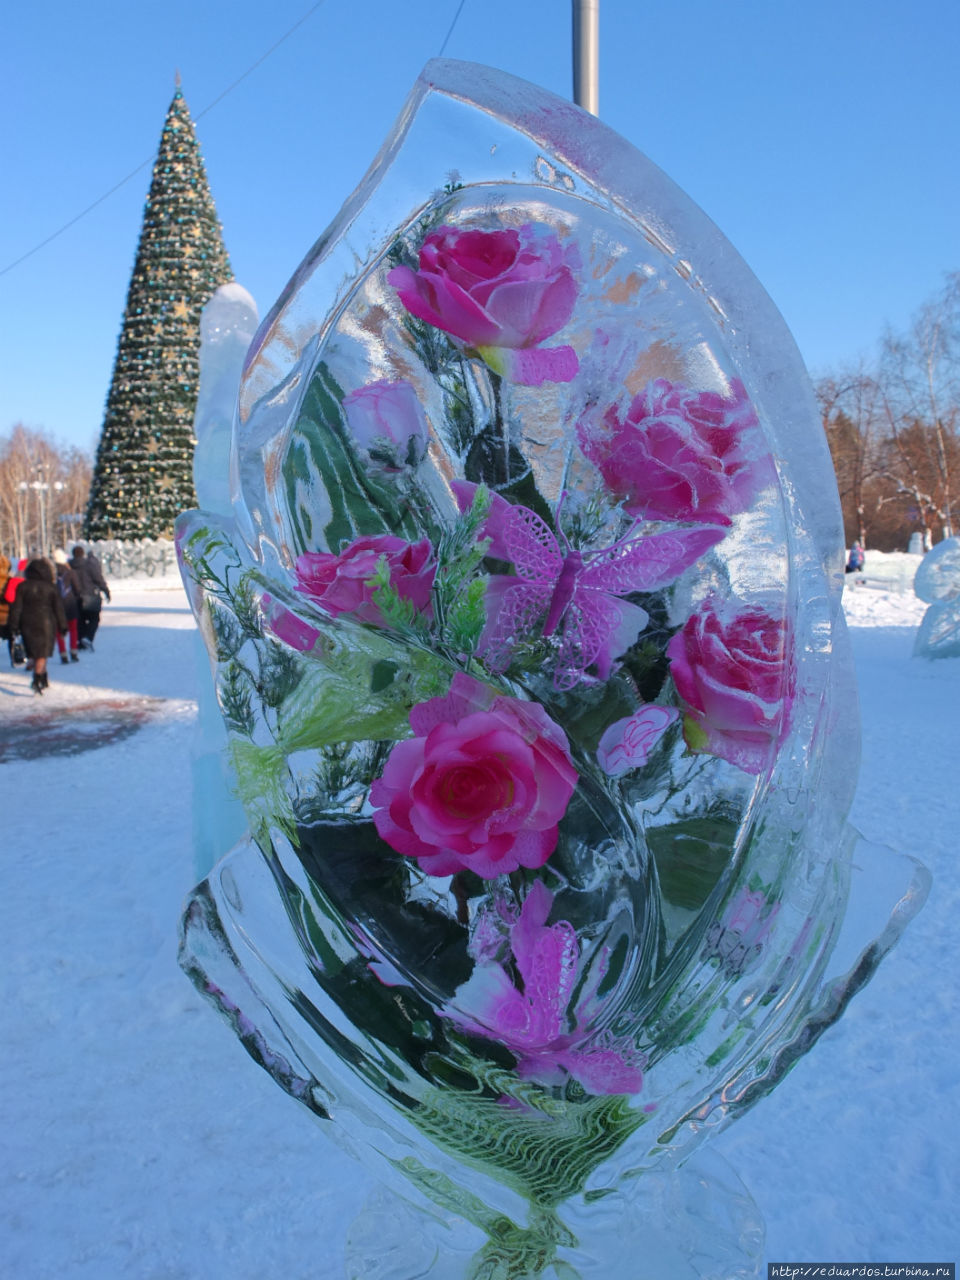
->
452, 482, 724, 690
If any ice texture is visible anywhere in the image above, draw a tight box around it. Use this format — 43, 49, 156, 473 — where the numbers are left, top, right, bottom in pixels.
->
189, 283, 259, 876
913, 535, 960, 658
174, 60, 927, 1275
193, 283, 259, 516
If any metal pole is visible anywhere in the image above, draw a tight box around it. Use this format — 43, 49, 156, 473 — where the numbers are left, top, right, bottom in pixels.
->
35, 480, 48, 555
572, 0, 599, 116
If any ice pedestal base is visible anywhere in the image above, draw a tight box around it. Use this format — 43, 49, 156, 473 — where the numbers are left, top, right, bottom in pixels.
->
180, 828, 927, 1280
344, 1147, 763, 1280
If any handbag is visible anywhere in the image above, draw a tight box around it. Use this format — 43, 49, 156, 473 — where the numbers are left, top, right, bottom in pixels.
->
81, 592, 102, 614
11, 638, 25, 666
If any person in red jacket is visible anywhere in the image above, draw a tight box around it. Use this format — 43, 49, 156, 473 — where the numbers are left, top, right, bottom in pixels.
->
0, 554, 26, 665
52, 549, 82, 662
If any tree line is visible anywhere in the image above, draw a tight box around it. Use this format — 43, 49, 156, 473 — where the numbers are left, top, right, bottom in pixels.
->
817, 272, 958, 551
0, 425, 92, 561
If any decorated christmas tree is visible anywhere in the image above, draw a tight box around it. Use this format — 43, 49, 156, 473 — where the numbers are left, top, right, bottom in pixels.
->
86, 81, 233, 540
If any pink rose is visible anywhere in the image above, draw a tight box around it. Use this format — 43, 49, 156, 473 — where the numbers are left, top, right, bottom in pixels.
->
370, 673, 577, 879
577, 377, 774, 525
596, 704, 679, 776
342, 379, 428, 466
295, 535, 435, 625
262, 593, 321, 652
388, 224, 579, 386
666, 597, 793, 774
448, 882, 644, 1095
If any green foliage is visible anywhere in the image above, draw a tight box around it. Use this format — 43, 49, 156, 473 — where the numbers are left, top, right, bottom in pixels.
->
255, 640, 302, 710
275, 641, 448, 755
446, 577, 488, 655
229, 738, 296, 842
406, 314, 462, 381
231, 575, 263, 640
620, 591, 678, 703
647, 814, 739, 912
207, 600, 244, 663
178, 523, 244, 605
369, 556, 431, 640
433, 484, 491, 653
283, 362, 421, 554
218, 660, 255, 737
412, 1049, 647, 1209
296, 742, 381, 818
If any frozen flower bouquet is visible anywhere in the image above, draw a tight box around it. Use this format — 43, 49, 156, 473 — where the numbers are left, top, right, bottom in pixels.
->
177, 61, 928, 1280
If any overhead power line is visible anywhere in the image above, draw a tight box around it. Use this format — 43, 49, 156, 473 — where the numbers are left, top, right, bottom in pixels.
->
438, 0, 468, 57
0, 0, 327, 279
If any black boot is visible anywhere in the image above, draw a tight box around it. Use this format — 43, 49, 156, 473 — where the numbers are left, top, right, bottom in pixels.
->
61, 654, 70, 665
32, 675, 43, 694
70, 651, 80, 662
40, 672, 49, 690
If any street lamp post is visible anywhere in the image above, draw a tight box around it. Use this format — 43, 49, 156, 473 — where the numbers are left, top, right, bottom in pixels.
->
18, 465, 64, 557
572, 0, 599, 116
34, 472, 49, 557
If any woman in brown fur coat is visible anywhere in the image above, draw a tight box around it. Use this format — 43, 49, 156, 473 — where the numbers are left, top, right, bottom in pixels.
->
9, 558, 67, 693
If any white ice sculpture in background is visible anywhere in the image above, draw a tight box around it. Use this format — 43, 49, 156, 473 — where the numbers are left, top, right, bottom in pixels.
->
193, 283, 260, 516
189, 283, 260, 878
914, 536, 960, 659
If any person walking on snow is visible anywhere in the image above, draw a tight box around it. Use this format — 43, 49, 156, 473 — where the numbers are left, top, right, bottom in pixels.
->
70, 545, 111, 650
52, 549, 82, 663
0, 554, 26, 664
9, 559, 67, 694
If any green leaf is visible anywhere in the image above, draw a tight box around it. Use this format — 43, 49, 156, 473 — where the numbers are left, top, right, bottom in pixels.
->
446, 576, 488, 654
274, 636, 449, 754
229, 738, 297, 841
218, 659, 255, 735
647, 816, 738, 912
283, 362, 419, 552
370, 659, 398, 694
369, 556, 431, 639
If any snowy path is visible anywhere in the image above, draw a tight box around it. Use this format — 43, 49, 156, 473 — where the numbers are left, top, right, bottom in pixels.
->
1, 576, 956, 1277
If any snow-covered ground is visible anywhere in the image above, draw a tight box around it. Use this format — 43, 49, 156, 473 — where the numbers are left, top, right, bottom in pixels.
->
1, 560, 956, 1277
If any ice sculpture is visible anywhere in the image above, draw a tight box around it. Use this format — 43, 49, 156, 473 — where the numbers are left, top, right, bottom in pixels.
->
190, 284, 259, 878
176, 61, 928, 1279
193, 283, 259, 516
914, 536, 960, 659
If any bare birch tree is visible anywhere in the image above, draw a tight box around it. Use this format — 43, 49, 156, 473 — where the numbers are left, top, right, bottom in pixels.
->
0, 425, 92, 559
878, 273, 959, 543
817, 366, 884, 548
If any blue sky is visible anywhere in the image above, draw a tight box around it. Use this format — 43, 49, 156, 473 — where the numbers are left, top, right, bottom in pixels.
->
2, 0, 958, 453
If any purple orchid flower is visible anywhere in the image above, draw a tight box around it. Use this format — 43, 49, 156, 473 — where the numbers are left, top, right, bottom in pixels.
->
448, 881, 644, 1096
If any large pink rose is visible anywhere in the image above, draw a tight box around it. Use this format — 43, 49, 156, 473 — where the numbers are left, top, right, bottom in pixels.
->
667, 597, 793, 774
577, 377, 774, 525
370, 673, 577, 879
342, 379, 428, 466
295, 535, 435, 625
388, 224, 579, 386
